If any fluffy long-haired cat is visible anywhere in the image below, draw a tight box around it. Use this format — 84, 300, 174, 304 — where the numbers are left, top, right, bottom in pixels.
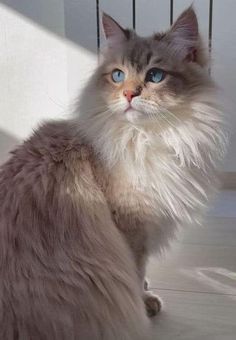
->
0, 7, 227, 340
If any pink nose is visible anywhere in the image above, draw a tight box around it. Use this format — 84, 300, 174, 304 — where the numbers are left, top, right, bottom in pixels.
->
123, 89, 139, 103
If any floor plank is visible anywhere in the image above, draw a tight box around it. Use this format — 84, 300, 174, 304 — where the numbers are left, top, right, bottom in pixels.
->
147, 240, 236, 293
148, 191, 236, 339
151, 289, 236, 340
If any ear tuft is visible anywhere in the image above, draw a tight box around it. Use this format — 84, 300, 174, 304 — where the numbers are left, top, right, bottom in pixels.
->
102, 13, 127, 45
171, 6, 198, 42
166, 6, 201, 63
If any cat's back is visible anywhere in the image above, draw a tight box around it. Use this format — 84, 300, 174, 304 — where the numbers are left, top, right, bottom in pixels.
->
0, 120, 90, 196
1, 119, 88, 171
0, 120, 93, 249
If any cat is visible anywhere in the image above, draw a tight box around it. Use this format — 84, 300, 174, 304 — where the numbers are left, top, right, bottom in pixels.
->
0, 6, 227, 340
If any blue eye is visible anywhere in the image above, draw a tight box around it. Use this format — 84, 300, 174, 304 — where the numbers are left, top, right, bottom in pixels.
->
111, 69, 125, 83
145, 68, 165, 83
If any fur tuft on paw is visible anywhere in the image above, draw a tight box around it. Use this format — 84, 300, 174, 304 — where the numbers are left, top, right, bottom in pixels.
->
143, 292, 162, 317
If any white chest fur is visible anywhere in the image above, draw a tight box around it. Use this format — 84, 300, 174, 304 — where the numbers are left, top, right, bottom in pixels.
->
92, 99, 226, 226
109, 132, 218, 254
109, 116, 224, 226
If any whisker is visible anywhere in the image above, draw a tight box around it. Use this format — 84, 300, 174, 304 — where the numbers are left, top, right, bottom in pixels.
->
138, 98, 181, 125
77, 104, 110, 115
148, 112, 164, 130
158, 111, 176, 129
160, 107, 181, 123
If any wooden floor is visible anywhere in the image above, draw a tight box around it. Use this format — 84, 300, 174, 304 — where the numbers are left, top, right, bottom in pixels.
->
148, 190, 236, 339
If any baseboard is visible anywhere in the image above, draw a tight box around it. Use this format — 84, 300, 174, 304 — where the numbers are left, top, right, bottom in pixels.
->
219, 172, 236, 190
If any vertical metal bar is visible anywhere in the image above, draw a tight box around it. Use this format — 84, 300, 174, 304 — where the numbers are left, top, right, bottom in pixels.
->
208, 0, 213, 53
170, 0, 174, 26
132, 0, 136, 30
96, 0, 100, 52
208, 0, 213, 74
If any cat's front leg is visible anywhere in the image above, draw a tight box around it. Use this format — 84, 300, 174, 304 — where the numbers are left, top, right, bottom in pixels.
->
118, 219, 163, 316
142, 276, 162, 317
138, 260, 162, 317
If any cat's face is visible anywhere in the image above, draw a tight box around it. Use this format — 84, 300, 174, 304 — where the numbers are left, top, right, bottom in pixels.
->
98, 37, 186, 123
93, 7, 208, 126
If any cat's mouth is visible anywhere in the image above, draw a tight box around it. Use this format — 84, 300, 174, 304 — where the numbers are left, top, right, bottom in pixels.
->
123, 104, 144, 122
124, 104, 142, 114
124, 104, 133, 113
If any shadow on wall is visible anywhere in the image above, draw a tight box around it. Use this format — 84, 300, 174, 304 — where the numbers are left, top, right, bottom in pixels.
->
0, 129, 19, 165
1, 0, 98, 53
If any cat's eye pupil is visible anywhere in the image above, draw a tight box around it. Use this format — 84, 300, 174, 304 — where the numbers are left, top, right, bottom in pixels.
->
145, 68, 165, 83
112, 69, 125, 83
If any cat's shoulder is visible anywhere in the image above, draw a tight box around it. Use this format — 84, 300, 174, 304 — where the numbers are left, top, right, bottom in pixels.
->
10, 120, 92, 166
0, 121, 95, 197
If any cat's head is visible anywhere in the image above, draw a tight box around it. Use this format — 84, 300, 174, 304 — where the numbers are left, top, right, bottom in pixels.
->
78, 7, 215, 147
78, 7, 226, 172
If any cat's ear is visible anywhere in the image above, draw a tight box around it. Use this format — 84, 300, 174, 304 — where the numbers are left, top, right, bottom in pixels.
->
167, 6, 199, 62
102, 13, 128, 45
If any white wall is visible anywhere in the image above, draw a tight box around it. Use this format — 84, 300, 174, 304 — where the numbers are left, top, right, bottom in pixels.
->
0, 1, 67, 162
212, 0, 236, 171
0, 0, 96, 163
0, 0, 235, 170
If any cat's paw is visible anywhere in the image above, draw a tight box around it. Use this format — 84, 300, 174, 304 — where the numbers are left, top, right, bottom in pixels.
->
143, 292, 162, 317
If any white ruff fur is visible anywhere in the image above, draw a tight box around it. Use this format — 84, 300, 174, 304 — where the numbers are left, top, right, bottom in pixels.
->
78, 91, 227, 227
